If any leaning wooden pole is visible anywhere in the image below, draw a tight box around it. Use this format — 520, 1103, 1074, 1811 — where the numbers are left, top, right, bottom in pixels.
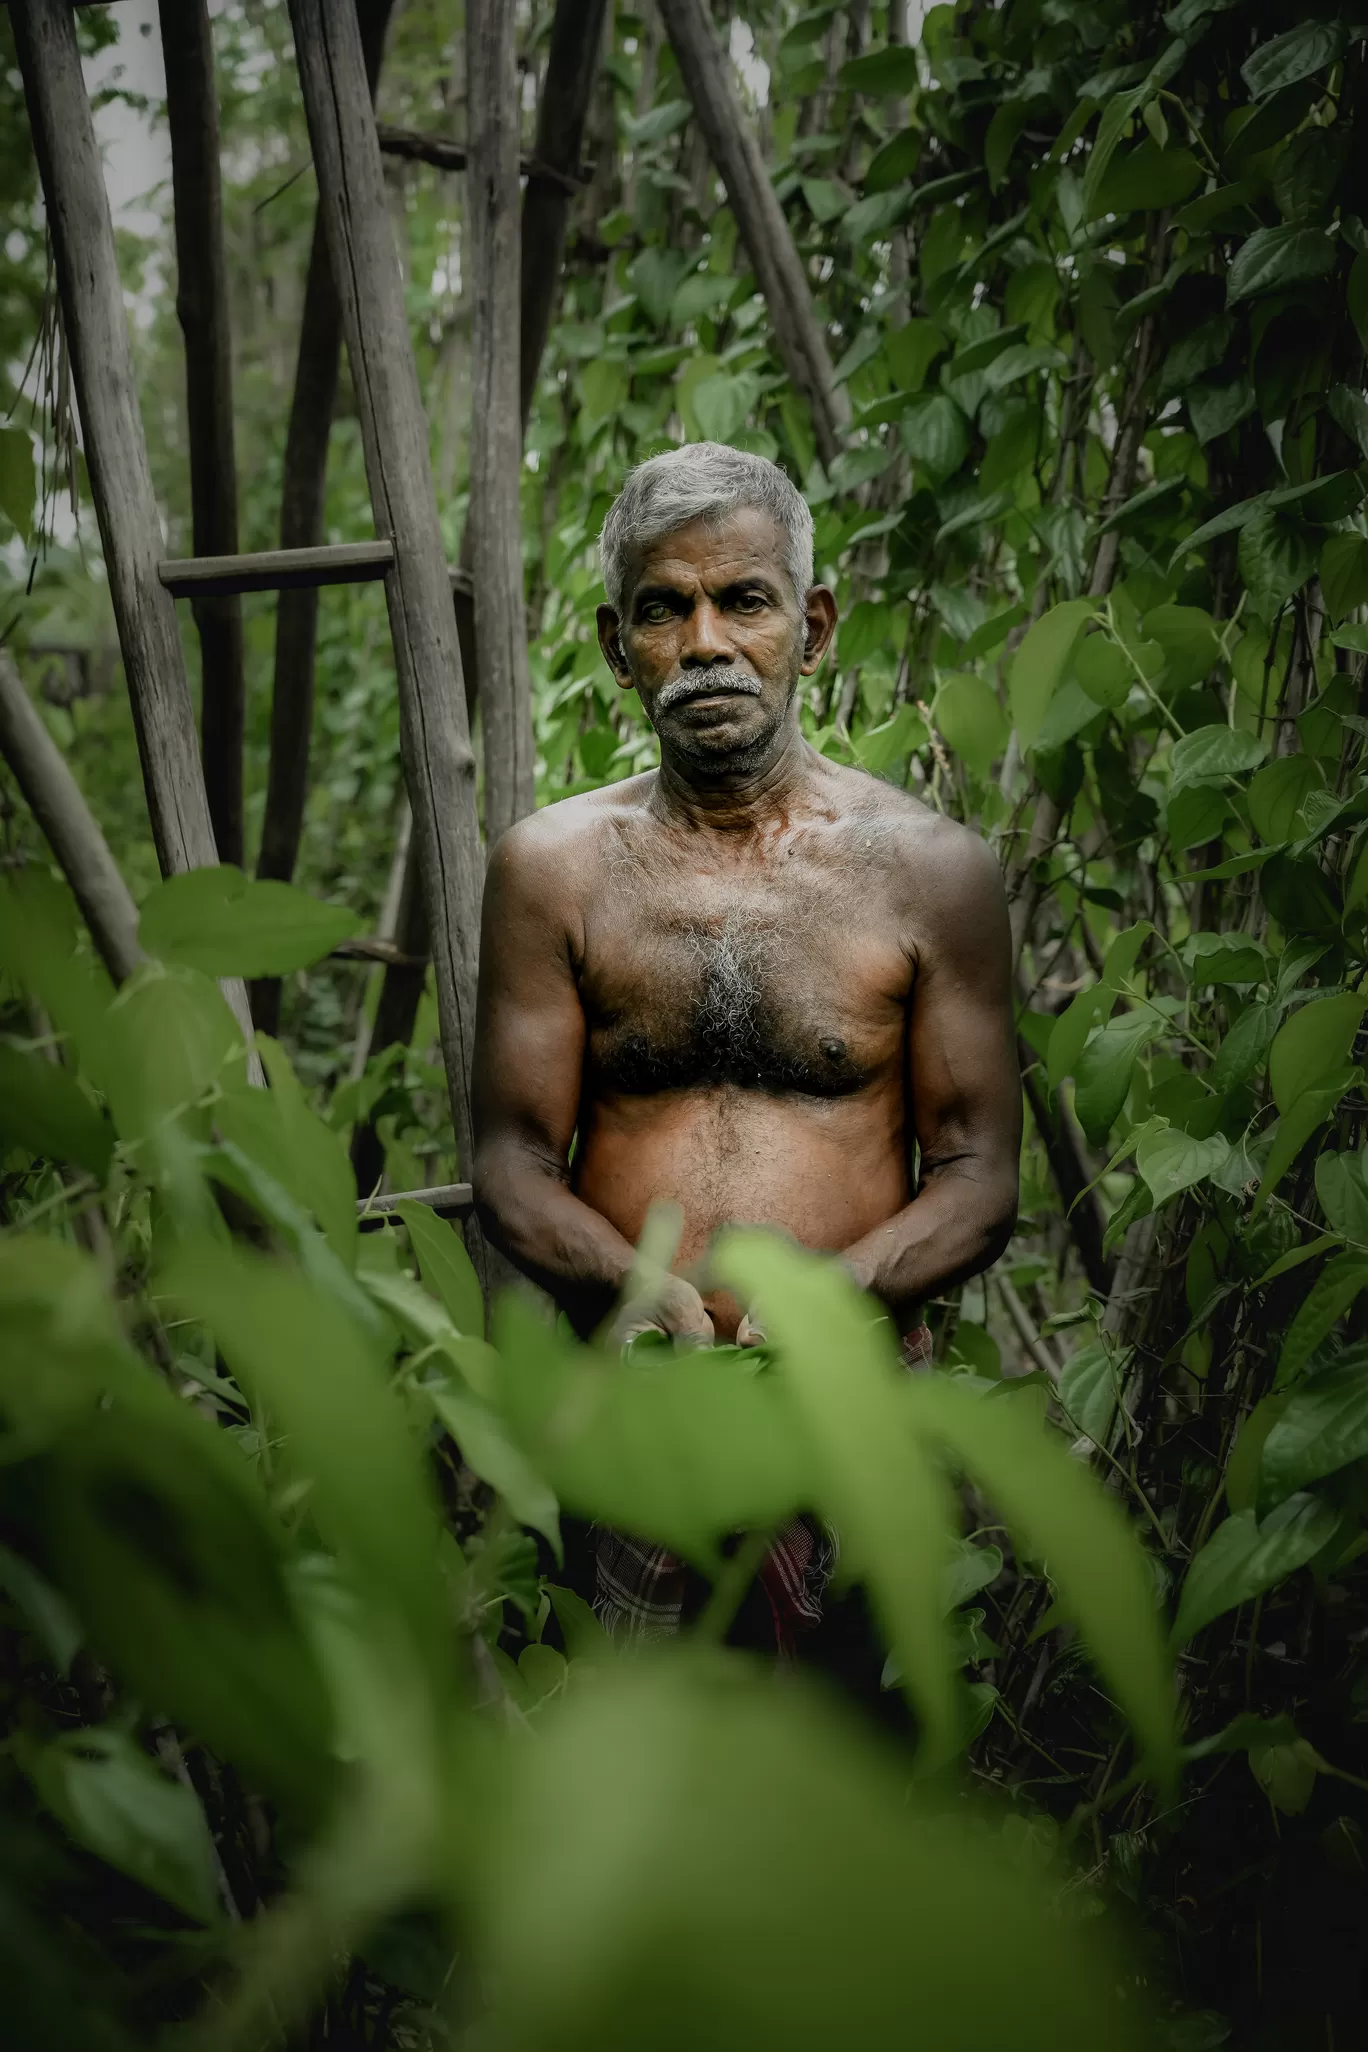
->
158, 0, 245, 869
656, 0, 849, 468
467, 0, 535, 847
285, 0, 486, 1181
11, 0, 255, 1049
0, 652, 142, 986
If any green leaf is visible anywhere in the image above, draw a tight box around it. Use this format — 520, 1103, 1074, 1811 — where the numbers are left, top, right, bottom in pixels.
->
1074, 1012, 1160, 1145
883, 319, 946, 393
1187, 378, 1256, 445
1179, 933, 1269, 988
843, 190, 913, 243
1225, 1395, 1292, 1514
1172, 1496, 1341, 1646
930, 672, 1008, 776
396, 1201, 483, 1338
1071, 631, 1132, 708
1211, 999, 1278, 1095
1249, 1734, 1321, 1815
1247, 756, 1324, 844
1254, 1069, 1359, 1212
1320, 533, 1368, 622
1168, 724, 1268, 791
0, 1039, 113, 1178
1314, 1153, 1368, 1245
103, 964, 246, 1147
864, 126, 921, 193
0, 424, 35, 539
1227, 224, 1336, 304
1057, 1341, 1122, 1451
1093, 141, 1202, 217
1167, 784, 1230, 853
851, 703, 926, 775
1238, 510, 1318, 612
1269, 994, 1368, 1114
139, 867, 360, 979
905, 1375, 1176, 1783
215, 1036, 357, 1269
1047, 921, 1152, 1089
839, 44, 920, 93
899, 392, 970, 480
1009, 598, 1094, 748
423, 1372, 560, 1557
1261, 1343, 1368, 1505
1136, 1126, 1232, 1208
1275, 1253, 1368, 1389
162, 1241, 453, 1705
623, 100, 690, 148
713, 1232, 959, 1760
18, 1726, 220, 1924
1240, 21, 1346, 99
545, 1584, 612, 1663
1169, 492, 1269, 567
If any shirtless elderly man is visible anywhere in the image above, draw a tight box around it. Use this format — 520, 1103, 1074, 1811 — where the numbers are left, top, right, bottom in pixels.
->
471, 443, 1020, 1647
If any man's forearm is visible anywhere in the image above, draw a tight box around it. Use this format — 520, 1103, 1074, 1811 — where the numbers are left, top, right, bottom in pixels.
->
473, 1154, 638, 1333
841, 1160, 1017, 1325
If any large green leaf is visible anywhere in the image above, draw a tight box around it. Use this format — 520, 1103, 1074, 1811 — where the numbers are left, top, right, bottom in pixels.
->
396, 1201, 484, 1338
1247, 756, 1323, 844
931, 671, 1008, 776
1074, 1011, 1160, 1145
139, 866, 361, 979
1010, 598, 1094, 748
1135, 1125, 1232, 1208
899, 392, 970, 479
1172, 1496, 1341, 1646
1227, 224, 1336, 303
1168, 725, 1267, 791
214, 1036, 357, 1270
422, 1371, 561, 1557
18, 1726, 220, 1925
1240, 21, 1346, 99
904, 1376, 1176, 1783
1269, 995, 1368, 1114
1275, 1254, 1368, 1389
712, 1233, 959, 1759
1261, 1344, 1368, 1506
0, 1039, 113, 1178
1314, 1152, 1368, 1245
1046, 921, 1151, 1088
839, 43, 920, 93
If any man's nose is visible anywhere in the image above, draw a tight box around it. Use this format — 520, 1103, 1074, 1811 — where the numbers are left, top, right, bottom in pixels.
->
680, 599, 734, 666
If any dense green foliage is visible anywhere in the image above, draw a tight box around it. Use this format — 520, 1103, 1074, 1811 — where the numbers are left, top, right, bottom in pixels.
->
4, 0, 1368, 2044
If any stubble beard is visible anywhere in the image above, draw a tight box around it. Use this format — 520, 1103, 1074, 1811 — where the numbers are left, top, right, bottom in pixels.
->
648, 660, 799, 778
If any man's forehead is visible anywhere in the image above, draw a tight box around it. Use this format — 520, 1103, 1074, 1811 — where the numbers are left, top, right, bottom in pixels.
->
627, 506, 790, 590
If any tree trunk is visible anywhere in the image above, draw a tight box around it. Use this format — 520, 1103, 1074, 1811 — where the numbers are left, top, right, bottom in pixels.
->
0, 651, 142, 985
252, 0, 393, 1036
158, 0, 245, 869
468, 0, 536, 847
285, 0, 486, 1193
656, 0, 849, 469
11, 0, 255, 1052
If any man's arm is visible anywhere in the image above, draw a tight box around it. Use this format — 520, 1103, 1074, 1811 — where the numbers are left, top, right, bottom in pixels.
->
841, 822, 1021, 1323
471, 816, 712, 1341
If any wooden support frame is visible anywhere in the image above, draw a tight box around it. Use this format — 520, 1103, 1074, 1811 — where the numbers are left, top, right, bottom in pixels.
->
377, 123, 585, 195
11, 0, 256, 1053
158, 540, 473, 600
356, 1181, 473, 1230
286, 0, 487, 1205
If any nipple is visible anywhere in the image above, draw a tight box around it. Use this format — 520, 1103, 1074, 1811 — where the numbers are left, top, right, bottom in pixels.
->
820, 1037, 847, 1062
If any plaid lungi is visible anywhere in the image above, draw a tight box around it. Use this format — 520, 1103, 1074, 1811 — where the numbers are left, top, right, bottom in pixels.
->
593, 1322, 933, 1654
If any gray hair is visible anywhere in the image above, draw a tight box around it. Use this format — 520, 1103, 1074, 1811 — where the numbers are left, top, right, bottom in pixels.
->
599, 442, 814, 613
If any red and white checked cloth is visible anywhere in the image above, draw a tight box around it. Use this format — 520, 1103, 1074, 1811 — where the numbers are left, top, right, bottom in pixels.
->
593, 1322, 933, 1653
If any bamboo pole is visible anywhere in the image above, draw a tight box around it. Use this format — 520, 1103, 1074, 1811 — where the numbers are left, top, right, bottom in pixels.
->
10, 0, 255, 1051
158, 0, 245, 868
0, 652, 142, 985
285, 0, 486, 1184
467, 0, 535, 846
656, 0, 849, 468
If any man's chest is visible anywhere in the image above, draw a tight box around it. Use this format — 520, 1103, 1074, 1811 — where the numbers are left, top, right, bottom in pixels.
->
577, 855, 913, 1097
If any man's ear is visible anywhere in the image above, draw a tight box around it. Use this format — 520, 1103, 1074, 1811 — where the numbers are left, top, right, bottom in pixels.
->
800, 586, 838, 675
597, 603, 633, 687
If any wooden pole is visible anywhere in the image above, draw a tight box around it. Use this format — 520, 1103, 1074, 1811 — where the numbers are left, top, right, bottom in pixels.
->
656, 0, 849, 469
158, 0, 245, 869
467, 0, 535, 847
0, 651, 142, 985
11, 0, 256, 1050
285, 0, 486, 1183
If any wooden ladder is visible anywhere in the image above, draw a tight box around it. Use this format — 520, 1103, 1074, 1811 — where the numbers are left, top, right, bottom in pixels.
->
11, 0, 483, 1228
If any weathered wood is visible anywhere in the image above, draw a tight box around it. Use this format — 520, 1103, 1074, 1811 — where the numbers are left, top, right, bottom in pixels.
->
257, 0, 393, 940
349, 842, 427, 1199
356, 1180, 473, 1229
377, 122, 585, 196
161, 538, 395, 598
286, 0, 486, 1191
329, 934, 425, 968
468, 0, 535, 846
656, 0, 849, 468
11, 0, 256, 1052
0, 650, 143, 985
520, 0, 610, 425
159, 0, 245, 868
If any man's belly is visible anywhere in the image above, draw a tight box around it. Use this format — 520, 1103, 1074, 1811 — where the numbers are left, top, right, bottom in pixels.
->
573, 1082, 911, 1339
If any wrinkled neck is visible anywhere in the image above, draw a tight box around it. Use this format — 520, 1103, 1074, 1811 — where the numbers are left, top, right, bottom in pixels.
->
652, 718, 814, 833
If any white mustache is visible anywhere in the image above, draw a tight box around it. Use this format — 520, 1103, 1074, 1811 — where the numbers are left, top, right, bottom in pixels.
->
655, 665, 764, 713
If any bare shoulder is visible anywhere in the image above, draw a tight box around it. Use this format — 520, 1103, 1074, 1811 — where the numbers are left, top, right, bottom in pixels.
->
825, 760, 1009, 956
484, 774, 658, 911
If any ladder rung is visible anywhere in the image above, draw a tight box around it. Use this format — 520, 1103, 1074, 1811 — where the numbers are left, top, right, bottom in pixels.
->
356, 1181, 474, 1229
330, 935, 426, 969
159, 539, 395, 597
377, 123, 585, 196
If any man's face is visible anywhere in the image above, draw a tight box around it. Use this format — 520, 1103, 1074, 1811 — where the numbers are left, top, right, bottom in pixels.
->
597, 507, 836, 772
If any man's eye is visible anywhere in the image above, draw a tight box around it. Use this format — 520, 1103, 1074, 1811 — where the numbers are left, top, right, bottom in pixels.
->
733, 592, 766, 612
640, 602, 672, 624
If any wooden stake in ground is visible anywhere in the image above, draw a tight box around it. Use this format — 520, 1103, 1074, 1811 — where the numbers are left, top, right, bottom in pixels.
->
286, 0, 486, 1178
0, 652, 142, 985
11, 0, 255, 1049
657, 0, 849, 468
158, 0, 245, 869
467, 0, 536, 849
